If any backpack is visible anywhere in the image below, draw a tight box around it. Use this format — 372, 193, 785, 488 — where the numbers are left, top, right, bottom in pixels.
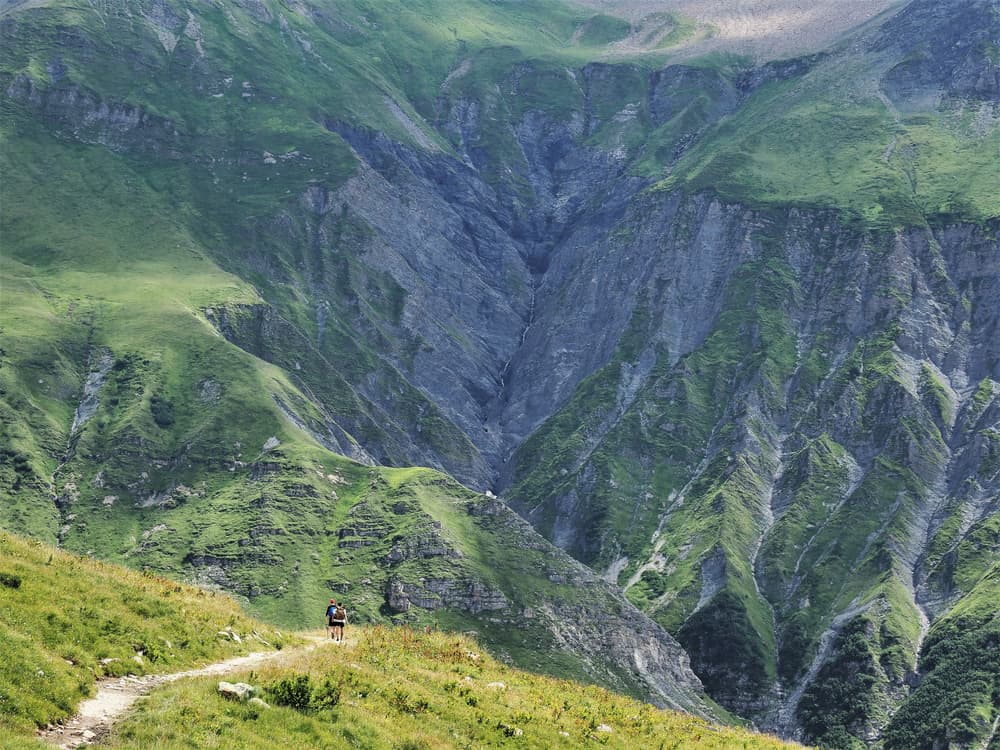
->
326, 605, 335, 618
334, 605, 346, 621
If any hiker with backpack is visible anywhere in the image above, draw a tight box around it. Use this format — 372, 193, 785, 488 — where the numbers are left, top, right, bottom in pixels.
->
326, 599, 347, 641
326, 599, 337, 638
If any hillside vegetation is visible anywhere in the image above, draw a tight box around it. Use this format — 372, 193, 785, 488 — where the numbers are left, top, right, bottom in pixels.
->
0, 533, 798, 750
0, 531, 289, 745
102, 625, 799, 750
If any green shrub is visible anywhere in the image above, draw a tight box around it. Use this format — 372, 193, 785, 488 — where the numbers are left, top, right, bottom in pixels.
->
150, 396, 174, 427
266, 674, 313, 710
311, 678, 341, 711
265, 674, 342, 712
798, 618, 881, 748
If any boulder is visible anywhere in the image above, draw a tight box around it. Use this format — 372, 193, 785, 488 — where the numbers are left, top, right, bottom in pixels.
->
217, 681, 256, 701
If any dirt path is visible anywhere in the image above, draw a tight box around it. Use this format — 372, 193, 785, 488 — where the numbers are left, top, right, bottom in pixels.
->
38, 635, 338, 749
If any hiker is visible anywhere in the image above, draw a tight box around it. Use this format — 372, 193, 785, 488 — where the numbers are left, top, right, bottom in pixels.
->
325, 599, 338, 639
330, 601, 347, 642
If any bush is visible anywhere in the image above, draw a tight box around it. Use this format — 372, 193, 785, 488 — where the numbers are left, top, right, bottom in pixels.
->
266, 675, 312, 710
0, 573, 21, 589
150, 396, 174, 427
312, 678, 341, 711
394, 742, 431, 750
390, 688, 429, 715
265, 674, 341, 712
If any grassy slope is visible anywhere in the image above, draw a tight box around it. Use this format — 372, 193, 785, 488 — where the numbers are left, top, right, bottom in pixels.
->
103, 625, 798, 750
652, 2, 1000, 228
0, 533, 798, 750
0, 122, 274, 543
0, 531, 289, 744
663, 76, 999, 226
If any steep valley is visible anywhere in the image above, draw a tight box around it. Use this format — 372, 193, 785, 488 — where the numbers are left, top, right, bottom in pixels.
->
1, 0, 998, 747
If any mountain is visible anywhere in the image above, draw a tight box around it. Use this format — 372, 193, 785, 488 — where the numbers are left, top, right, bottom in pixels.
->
1, 0, 998, 747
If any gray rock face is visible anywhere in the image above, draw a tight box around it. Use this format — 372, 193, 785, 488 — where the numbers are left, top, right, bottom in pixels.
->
876, 0, 1000, 109
70, 350, 113, 436
310, 112, 755, 489
204, 302, 484, 482
506, 199, 1000, 723
5, 76, 185, 155
244, 47, 837, 495
385, 576, 508, 614
383, 532, 460, 565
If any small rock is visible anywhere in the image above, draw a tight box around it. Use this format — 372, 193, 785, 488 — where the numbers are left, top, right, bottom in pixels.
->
486, 681, 506, 690
559, 731, 570, 736
596, 724, 613, 733
217, 681, 255, 701
81, 729, 97, 740
248, 696, 270, 709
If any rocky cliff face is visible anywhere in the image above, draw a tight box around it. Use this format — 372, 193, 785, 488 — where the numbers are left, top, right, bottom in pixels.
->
509, 202, 999, 731
1, 0, 997, 746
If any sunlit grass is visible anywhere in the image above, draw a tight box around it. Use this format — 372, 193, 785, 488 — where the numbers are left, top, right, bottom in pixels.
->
105, 625, 805, 750
0, 532, 291, 736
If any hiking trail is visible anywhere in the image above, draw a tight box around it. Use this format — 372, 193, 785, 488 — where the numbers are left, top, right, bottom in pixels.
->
38, 633, 339, 749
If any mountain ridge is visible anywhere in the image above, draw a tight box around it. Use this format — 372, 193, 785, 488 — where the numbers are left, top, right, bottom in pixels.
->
1, 0, 997, 746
